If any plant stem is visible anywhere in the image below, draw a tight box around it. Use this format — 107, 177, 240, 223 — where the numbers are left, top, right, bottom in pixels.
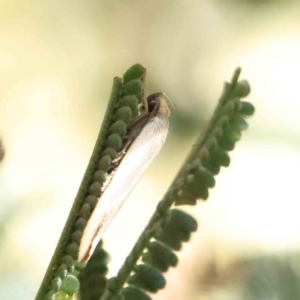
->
35, 77, 122, 300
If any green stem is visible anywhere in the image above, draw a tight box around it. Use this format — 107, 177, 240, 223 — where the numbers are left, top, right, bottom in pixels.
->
174, 67, 241, 179
35, 77, 122, 300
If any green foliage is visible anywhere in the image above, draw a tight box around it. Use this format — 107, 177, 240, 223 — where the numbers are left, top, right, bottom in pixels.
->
79, 243, 109, 300
237, 253, 300, 300
173, 68, 254, 206
35, 64, 254, 300
35, 64, 147, 300
122, 64, 145, 84
119, 210, 197, 299
154, 209, 198, 250
100, 67, 253, 300
127, 265, 166, 293
122, 287, 151, 300
142, 242, 178, 272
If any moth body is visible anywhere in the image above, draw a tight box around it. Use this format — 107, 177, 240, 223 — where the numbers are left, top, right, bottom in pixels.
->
78, 94, 170, 262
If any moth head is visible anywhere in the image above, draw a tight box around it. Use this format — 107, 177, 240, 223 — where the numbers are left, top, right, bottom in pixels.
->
147, 92, 171, 117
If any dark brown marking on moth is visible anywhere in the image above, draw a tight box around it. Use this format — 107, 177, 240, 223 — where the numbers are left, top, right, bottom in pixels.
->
97, 93, 164, 200
114, 93, 163, 159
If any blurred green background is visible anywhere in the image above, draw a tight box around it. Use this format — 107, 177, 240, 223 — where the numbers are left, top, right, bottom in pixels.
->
1, 0, 300, 299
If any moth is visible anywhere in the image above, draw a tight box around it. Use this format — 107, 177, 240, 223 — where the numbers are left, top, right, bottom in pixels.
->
78, 92, 170, 262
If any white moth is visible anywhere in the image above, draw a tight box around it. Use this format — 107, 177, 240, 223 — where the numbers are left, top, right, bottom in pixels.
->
78, 93, 170, 262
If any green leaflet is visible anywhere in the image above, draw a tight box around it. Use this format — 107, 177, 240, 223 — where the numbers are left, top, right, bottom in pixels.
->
173, 69, 254, 205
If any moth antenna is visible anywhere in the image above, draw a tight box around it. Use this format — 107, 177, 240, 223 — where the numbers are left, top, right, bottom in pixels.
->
161, 92, 176, 109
